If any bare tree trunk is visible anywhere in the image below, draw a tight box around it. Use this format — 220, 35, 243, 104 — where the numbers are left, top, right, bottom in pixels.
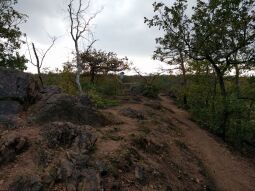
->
90, 66, 96, 84
180, 52, 188, 107
213, 66, 228, 141
212, 72, 217, 113
32, 43, 44, 88
234, 63, 240, 97
75, 42, 83, 93
68, 0, 101, 94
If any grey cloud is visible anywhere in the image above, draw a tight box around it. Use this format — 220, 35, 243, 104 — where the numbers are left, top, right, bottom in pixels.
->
14, 0, 196, 72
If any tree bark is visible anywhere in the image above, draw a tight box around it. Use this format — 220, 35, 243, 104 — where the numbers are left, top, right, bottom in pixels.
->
213, 65, 228, 140
32, 43, 44, 88
180, 52, 188, 107
90, 66, 95, 84
234, 63, 240, 97
75, 42, 83, 94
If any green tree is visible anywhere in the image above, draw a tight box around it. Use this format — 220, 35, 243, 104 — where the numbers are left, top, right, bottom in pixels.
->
147, 0, 255, 140
0, 0, 27, 70
190, 0, 255, 139
80, 49, 129, 83
145, 0, 190, 106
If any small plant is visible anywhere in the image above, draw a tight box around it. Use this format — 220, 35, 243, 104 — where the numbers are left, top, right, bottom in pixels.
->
88, 88, 120, 108
142, 85, 159, 98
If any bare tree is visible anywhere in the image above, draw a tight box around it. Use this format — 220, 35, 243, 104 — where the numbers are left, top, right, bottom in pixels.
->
26, 35, 57, 88
68, 0, 101, 94
133, 67, 162, 87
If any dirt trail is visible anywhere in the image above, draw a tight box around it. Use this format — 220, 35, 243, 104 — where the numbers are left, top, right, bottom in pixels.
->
160, 95, 255, 191
1, 94, 254, 190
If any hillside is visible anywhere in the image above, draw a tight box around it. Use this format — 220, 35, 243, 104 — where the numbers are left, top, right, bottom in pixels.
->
0, 70, 254, 191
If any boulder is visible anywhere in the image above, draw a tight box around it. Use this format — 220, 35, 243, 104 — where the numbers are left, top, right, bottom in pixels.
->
0, 133, 29, 165
8, 175, 42, 191
41, 122, 97, 152
0, 68, 39, 104
31, 92, 106, 126
0, 115, 19, 128
78, 169, 101, 191
0, 69, 40, 127
0, 101, 22, 115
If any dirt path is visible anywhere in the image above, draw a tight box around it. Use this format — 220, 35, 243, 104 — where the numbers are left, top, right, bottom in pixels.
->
160, 95, 255, 191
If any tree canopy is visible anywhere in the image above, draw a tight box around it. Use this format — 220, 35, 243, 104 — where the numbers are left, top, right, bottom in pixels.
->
80, 49, 129, 83
146, 0, 255, 139
0, 0, 27, 70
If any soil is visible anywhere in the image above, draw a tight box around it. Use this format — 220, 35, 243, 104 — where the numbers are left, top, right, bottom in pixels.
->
159, 95, 255, 191
0, 94, 254, 191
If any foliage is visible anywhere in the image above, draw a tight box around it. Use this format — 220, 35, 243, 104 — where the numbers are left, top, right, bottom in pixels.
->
87, 87, 120, 108
141, 84, 159, 98
166, 75, 255, 154
147, 0, 255, 140
145, 0, 189, 105
80, 49, 130, 83
0, 0, 27, 70
145, 0, 189, 68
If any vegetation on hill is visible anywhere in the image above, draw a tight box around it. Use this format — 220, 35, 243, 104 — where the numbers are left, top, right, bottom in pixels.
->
0, 0, 255, 158
0, 0, 27, 70
1, 0, 255, 190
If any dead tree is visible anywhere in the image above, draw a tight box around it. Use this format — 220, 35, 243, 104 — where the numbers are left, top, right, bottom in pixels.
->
26, 35, 57, 88
133, 67, 161, 87
68, 0, 101, 94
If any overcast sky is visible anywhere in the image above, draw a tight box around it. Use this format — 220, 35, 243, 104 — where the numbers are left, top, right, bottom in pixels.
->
15, 0, 195, 74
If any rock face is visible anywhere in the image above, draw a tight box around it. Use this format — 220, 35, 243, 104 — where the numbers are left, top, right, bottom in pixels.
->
8, 175, 42, 191
0, 133, 28, 165
0, 68, 39, 105
41, 122, 97, 151
38, 122, 101, 191
30, 88, 106, 126
0, 101, 22, 115
0, 68, 40, 128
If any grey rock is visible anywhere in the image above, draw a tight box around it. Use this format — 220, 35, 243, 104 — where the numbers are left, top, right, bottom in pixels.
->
0, 68, 40, 104
41, 122, 97, 152
120, 108, 145, 120
95, 161, 108, 177
0, 133, 28, 165
0, 69, 40, 128
8, 175, 42, 191
0, 69, 29, 101
66, 181, 77, 191
31, 93, 106, 126
78, 169, 101, 191
0, 115, 18, 128
0, 101, 22, 115
40, 86, 62, 95
56, 158, 74, 180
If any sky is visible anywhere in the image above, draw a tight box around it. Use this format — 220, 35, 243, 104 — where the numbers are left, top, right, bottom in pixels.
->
15, 0, 195, 74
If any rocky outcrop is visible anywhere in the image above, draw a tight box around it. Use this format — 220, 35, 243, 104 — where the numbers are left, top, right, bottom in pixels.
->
41, 122, 97, 151
8, 175, 43, 191
38, 122, 101, 191
0, 132, 28, 165
30, 88, 106, 126
0, 68, 39, 105
0, 68, 40, 128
